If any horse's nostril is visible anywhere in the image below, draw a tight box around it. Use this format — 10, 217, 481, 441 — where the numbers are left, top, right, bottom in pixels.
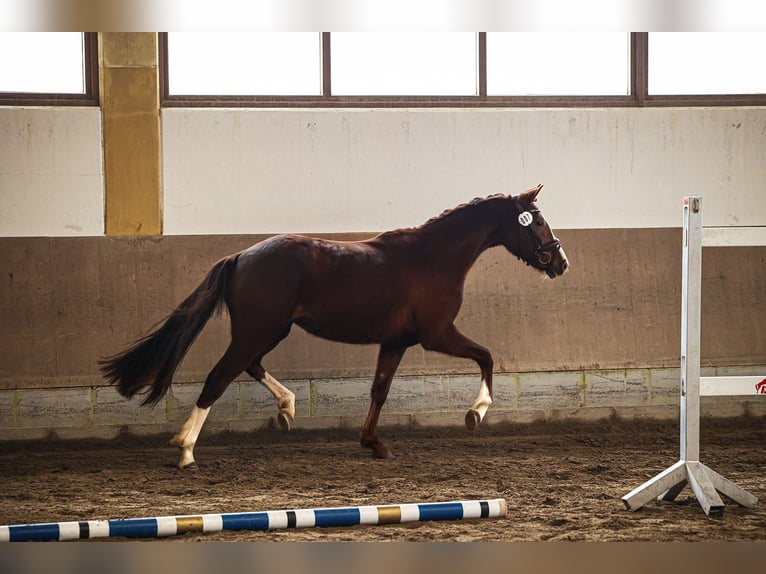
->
562, 259, 569, 272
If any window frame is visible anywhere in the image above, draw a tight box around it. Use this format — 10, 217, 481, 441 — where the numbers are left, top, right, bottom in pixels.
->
159, 32, 766, 108
0, 32, 100, 107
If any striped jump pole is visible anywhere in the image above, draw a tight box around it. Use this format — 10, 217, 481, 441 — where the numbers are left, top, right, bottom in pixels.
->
0, 498, 507, 542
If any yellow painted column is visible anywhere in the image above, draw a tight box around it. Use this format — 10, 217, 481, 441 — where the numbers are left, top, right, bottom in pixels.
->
100, 33, 162, 235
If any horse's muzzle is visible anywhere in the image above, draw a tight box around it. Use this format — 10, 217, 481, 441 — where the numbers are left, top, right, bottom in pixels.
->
543, 243, 569, 278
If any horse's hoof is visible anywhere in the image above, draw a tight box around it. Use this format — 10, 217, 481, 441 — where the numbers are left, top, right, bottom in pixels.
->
465, 409, 481, 431
178, 461, 198, 471
277, 411, 294, 431
362, 439, 393, 459
372, 447, 393, 459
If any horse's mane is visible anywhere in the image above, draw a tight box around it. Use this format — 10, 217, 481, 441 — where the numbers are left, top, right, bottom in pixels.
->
422, 193, 506, 226
375, 193, 507, 241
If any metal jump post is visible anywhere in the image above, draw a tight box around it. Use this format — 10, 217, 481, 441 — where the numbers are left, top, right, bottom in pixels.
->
622, 196, 765, 517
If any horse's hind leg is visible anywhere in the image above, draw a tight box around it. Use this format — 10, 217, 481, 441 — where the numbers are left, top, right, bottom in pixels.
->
170, 342, 253, 469
170, 405, 210, 469
244, 326, 294, 430
360, 345, 406, 459
247, 362, 295, 431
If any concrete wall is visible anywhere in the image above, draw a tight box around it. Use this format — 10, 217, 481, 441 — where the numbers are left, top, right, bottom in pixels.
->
5, 366, 765, 442
3, 231, 766, 385
1, 230, 764, 438
2, 102, 765, 439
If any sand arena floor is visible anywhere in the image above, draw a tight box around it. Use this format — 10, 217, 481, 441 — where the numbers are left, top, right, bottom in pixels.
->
1, 416, 764, 542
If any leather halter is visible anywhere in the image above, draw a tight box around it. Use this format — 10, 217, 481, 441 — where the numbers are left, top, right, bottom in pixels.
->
518, 208, 562, 266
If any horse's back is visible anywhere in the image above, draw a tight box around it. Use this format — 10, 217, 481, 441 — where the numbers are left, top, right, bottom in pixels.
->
229, 234, 421, 344
234, 233, 386, 280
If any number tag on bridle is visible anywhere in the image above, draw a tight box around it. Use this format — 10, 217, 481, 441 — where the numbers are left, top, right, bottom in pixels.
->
518, 211, 534, 227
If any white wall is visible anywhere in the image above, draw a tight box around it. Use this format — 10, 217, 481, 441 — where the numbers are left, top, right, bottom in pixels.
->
162, 107, 766, 235
0, 107, 104, 237
1, 106, 764, 237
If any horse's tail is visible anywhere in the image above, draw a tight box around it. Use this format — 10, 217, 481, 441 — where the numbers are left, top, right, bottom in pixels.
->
99, 255, 239, 406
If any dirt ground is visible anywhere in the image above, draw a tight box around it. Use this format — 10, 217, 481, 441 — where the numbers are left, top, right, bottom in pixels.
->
1, 416, 765, 542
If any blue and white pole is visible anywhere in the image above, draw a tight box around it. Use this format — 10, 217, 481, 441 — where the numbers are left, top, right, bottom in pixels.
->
0, 498, 507, 542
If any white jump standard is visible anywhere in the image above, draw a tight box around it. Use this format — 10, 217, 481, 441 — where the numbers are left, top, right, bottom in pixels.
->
622, 197, 764, 517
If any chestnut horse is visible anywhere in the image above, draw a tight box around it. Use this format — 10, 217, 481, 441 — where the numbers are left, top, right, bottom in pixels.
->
100, 184, 568, 468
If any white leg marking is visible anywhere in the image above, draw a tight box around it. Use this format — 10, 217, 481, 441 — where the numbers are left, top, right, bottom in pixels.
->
258, 371, 295, 430
170, 406, 211, 469
471, 379, 492, 418
466, 379, 492, 431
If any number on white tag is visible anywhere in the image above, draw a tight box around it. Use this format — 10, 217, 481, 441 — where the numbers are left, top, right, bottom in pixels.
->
518, 211, 534, 227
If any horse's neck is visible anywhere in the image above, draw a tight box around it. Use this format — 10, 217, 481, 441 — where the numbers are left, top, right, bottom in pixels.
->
418, 203, 504, 273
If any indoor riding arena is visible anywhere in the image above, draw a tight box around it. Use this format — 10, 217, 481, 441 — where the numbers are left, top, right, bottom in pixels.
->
1, 31, 766, 544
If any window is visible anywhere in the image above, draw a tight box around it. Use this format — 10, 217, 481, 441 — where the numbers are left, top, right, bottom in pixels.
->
167, 32, 321, 96
0, 32, 98, 105
160, 32, 766, 108
331, 33, 476, 96
648, 33, 766, 95
487, 33, 630, 96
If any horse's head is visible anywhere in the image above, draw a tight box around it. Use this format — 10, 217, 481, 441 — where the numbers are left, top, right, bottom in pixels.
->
502, 184, 569, 278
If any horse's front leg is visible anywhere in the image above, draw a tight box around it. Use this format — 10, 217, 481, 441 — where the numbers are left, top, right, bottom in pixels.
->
421, 324, 494, 431
466, 373, 493, 431
360, 345, 406, 459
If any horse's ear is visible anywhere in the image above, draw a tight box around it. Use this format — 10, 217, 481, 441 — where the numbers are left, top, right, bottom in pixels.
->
519, 184, 543, 204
